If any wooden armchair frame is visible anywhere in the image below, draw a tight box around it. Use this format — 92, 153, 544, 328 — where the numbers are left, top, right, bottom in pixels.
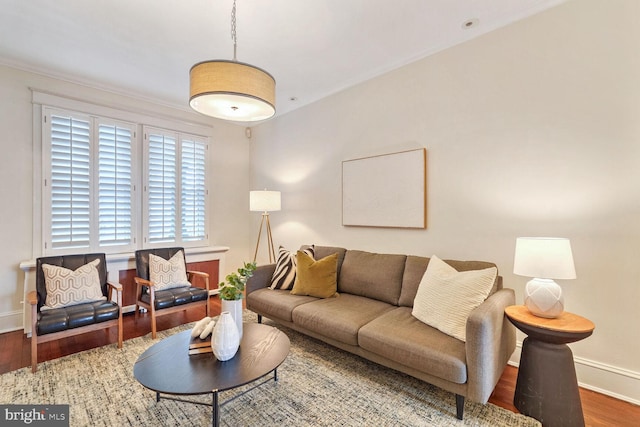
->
28, 253, 123, 373
134, 248, 210, 339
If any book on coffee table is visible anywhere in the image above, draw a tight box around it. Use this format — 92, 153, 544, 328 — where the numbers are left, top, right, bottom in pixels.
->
189, 337, 212, 355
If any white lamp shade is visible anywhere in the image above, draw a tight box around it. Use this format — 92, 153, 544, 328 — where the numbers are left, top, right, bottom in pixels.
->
513, 237, 576, 280
250, 190, 281, 212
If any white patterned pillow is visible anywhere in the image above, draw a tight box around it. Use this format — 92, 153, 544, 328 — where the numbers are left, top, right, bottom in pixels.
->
412, 255, 497, 342
149, 251, 190, 291
269, 245, 314, 290
41, 259, 106, 311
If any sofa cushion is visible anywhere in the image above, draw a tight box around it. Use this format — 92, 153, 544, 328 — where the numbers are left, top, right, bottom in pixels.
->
311, 246, 347, 276
292, 294, 395, 346
412, 256, 497, 342
399, 256, 501, 307
41, 259, 106, 310
149, 251, 190, 291
247, 288, 318, 322
338, 250, 406, 305
398, 256, 431, 307
290, 251, 338, 298
358, 307, 468, 384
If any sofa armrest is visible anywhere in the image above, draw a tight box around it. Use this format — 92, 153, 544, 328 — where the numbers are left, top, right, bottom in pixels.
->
245, 264, 276, 295
464, 288, 516, 403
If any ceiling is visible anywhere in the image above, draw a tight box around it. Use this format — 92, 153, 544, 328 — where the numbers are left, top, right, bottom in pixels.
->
0, 0, 567, 120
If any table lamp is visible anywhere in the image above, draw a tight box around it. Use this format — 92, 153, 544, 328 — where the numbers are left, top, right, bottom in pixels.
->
513, 237, 576, 318
250, 190, 281, 263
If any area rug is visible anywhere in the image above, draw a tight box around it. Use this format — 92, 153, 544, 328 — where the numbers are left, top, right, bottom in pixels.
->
0, 312, 539, 426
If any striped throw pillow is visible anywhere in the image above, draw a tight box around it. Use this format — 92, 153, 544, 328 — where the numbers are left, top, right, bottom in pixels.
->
269, 245, 315, 290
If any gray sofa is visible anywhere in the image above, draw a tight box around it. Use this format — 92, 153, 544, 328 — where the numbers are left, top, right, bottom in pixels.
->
246, 245, 516, 420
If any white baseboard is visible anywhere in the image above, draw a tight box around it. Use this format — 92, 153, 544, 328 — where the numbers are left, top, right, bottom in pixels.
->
509, 341, 640, 406
0, 310, 23, 334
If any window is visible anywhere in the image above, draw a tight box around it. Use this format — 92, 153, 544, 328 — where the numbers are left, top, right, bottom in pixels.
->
146, 131, 177, 243
98, 121, 134, 247
143, 127, 209, 247
48, 112, 92, 250
42, 107, 209, 255
181, 138, 208, 242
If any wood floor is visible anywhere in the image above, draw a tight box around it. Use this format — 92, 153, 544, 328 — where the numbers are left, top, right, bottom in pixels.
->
1, 300, 638, 426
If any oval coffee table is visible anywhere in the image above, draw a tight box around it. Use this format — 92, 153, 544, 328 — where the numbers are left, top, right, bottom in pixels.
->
134, 322, 290, 427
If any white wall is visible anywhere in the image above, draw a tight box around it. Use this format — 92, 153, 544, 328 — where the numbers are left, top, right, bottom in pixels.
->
0, 64, 253, 332
250, 0, 640, 403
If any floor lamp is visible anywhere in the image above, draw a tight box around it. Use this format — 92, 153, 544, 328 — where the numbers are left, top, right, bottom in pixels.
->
250, 190, 281, 263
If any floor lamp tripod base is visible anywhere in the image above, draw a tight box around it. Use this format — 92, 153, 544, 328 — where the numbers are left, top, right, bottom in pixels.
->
253, 212, 276, 263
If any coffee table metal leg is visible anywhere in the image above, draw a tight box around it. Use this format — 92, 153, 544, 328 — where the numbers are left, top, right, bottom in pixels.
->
213, 390, 219, 427
274, 368, 278, 382
156, 392, 160, 402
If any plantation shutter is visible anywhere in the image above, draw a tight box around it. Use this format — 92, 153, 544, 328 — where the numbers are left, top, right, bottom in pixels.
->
98, 122, 134, 246
41, 100, 210, 255
181, 137, 207, 241
147, 131, 177, 243
49, 114, 91, 249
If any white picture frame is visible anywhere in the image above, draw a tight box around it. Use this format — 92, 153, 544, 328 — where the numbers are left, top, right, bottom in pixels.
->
342, 148, 427, 229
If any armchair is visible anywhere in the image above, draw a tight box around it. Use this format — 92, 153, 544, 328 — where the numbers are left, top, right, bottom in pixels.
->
134, 247, 210, 338
28, 253, 123, 373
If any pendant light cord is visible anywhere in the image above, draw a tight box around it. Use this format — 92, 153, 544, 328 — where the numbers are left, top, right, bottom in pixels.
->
231, 0, 238, 61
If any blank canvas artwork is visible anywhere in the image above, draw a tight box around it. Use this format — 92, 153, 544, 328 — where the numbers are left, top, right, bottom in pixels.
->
342, 148, 426, 228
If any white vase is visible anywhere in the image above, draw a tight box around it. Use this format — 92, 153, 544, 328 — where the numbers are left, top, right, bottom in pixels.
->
221, 299, 243, 339
211, 311, 240, 361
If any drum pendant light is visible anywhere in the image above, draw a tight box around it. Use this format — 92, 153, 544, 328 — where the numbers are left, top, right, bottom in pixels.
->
189, 0, 276, 122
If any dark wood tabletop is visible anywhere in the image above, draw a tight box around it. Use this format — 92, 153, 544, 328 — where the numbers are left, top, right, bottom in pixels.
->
134, 322, 290, 395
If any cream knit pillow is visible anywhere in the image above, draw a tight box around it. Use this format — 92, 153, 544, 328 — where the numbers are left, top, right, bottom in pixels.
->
149, 251, 190, 291
412, 255, 497, 342
41, 259, 106, 310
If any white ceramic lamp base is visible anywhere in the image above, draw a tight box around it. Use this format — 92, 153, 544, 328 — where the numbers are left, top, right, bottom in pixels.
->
524, 278, 564, 318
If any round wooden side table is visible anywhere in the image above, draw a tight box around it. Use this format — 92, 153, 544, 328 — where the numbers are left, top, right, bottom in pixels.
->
505, 305, 595, 427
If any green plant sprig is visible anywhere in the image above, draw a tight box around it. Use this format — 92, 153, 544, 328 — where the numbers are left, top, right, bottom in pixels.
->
218, 261, 257, 300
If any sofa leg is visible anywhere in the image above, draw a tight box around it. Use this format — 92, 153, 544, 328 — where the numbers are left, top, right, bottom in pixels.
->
455, 394, 464, 420
257, 314, 263, 324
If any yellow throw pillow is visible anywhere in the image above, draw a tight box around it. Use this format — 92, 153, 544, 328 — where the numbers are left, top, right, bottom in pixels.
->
290, 251, 339, 298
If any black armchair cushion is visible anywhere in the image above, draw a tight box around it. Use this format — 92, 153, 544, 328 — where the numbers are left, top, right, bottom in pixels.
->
37, 300, 120, 335
34, 253, 120, 336
140, 287, 208, 310
135, 247, 186, 281
36, 253, 109, 312
135, 247, 209, 310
